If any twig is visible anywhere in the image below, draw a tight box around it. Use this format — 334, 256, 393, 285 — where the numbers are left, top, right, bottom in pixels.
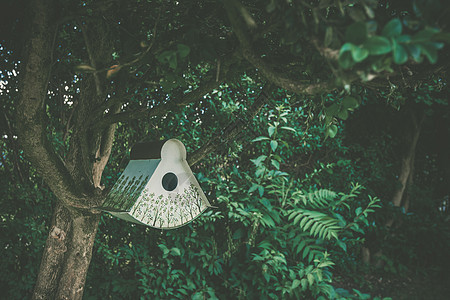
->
77, 10, 161, 76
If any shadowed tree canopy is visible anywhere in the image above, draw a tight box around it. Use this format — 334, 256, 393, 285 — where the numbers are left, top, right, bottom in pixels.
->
1, 0, 449, 299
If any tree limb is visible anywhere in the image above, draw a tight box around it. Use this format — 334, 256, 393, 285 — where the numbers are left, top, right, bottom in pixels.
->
92, 104, 120, 188
80, 22, 103, 99
15, 0, 88, 208
224, 0, 356, 95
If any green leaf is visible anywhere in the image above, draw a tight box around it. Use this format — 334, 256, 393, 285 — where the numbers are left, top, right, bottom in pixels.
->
336, 239, 347, 252
270, 140, 278, 151
351, 46, 369, 62
345, 22, 367, 44
177, 44, 191, 58
168, 53, 178, 69
268, 126, 276, 137
271, 159, 280, 170
258, 185, 264, 197
397, 35, 411, 43
337, 109, 348, 120
393, 39, 408, 64
157, 50, 174, 63
364, 36, 392, 55
170, 248, 181, 256
252, 136, 270, 142
327, 125, 338, 138
263, 272, 270, 282
338, 51, 355, 69
301, 278, 308, 290
407, 44, 422, 62
382, 19, 402, 37
411, 28, 440, 43
280, 126, 296, 133
249, 183, 259, 193
292, 279, 301, 290
340, 42, 355, 53
419, 43, 438, 64
251, 155, 267, 166
158, 244, 170, 255
325, 103, 340, 116
432, 32, 450, 43
342, 96, 359, 109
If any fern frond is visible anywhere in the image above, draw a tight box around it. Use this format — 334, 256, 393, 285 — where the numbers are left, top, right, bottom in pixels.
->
291, 233, 325, 263
289, 209, 340, 240
299, 189, 337, 208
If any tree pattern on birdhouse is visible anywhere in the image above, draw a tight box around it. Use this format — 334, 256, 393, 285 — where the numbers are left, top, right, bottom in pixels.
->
103, 174, 150, 211
130, 183, 208, 228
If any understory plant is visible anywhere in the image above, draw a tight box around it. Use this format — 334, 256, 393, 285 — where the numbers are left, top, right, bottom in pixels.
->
86, 105, 383, 299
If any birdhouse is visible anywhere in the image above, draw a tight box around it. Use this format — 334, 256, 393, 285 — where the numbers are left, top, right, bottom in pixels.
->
99, 139, 210, 229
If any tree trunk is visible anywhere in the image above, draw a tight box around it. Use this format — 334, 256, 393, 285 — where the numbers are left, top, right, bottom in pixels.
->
32, 204, 100, 300
32, 203, 71, 299
16, 0, 117, 298
371, 107, 425, 266
385, 108, 424, 227
54, 211, 100, 300
363, 106, 425, 265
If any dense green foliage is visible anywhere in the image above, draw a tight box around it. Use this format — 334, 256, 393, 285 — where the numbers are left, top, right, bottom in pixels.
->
1, 0, 450, 299
3, 80, 449, 298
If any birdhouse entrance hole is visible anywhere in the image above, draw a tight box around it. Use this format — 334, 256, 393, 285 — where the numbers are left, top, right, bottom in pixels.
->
162, 172, 178, 191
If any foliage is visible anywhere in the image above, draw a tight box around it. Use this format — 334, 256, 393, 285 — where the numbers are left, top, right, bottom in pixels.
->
80, 97, 385, 299
1, 0, 449, 299
0, 141, 52, 299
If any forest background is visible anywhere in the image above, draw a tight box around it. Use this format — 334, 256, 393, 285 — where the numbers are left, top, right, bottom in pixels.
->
1, 0, 449, 299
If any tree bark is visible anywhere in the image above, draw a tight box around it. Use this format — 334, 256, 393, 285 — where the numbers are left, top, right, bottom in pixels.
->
15, 1, 113, 299
32, 202, 71, 299
385, 107, 425, 227
54, 211, 100, 300
369, 107, 425, 266
362, 106, 425, 265
33, 203, 100, 300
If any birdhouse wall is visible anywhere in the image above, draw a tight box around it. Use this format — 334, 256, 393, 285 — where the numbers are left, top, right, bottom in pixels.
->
101, 159, 160, 211
108, 211, 146, 225
129, 139, 210, 229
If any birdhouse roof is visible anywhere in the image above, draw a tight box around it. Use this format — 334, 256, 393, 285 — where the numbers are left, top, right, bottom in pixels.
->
130, 140, 166, 160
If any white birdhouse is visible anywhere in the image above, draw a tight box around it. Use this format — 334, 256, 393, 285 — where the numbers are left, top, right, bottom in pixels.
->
99, 139, 211, 229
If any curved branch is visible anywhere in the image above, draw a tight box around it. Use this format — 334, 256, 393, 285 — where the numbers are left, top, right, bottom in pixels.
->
224, 0, 356, 95
15, 0, 89, 208
75, 10, 160, 79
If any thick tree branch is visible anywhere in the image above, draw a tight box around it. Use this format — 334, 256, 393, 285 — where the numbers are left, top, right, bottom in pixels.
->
65, 18, 117, 197
189, 83, 275, 166
224, 0, 356, 95
16, 0, 87, 208
92, 104, 121, 188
